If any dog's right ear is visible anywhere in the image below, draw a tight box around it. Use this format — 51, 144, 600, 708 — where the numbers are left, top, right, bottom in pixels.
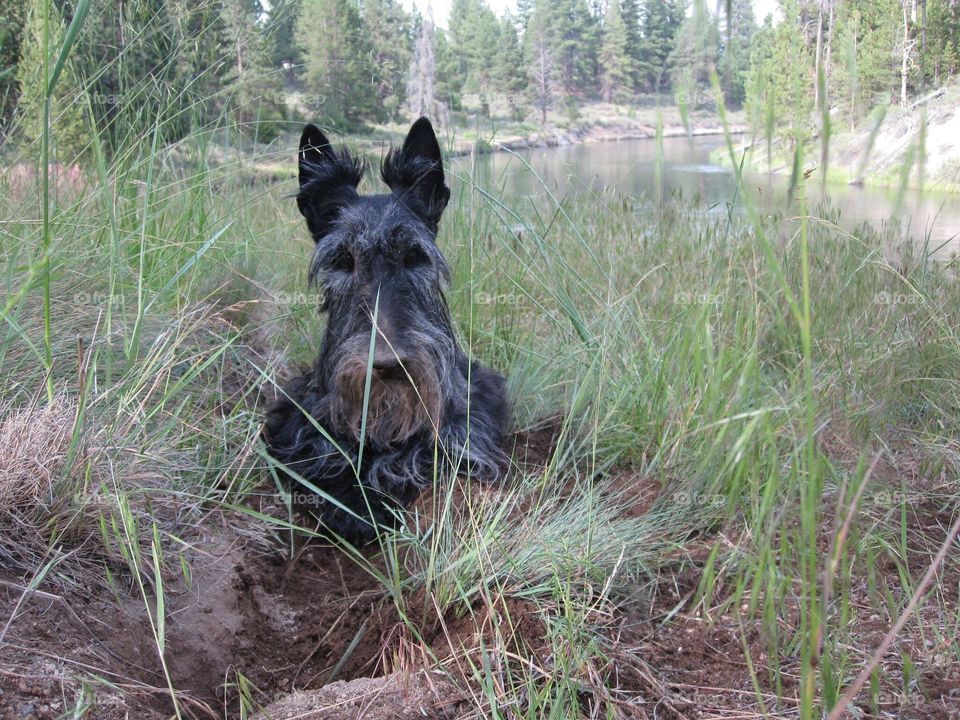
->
381, 117, 450, 232
297, 124, 364, 241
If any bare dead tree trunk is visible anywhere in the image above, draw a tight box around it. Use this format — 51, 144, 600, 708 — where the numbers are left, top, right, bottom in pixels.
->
826, 0, 834, 82
407, 15, 437, 119
850, 30, 857, 131
532, 43, 552, 125
539, 47, 547, 124
920, 0, 927, 54
901, 0, 910, 108
815, 7, 823, 111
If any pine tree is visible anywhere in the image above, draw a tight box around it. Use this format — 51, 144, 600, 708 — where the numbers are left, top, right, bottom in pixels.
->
269, 0, 301, 69
636, 0, 685, 94
718, 0, 756, 107
669, 0, 720, 106
830, 0, 900, 120
496, 14, 527, 100
516, 0, 535, 28
448, 0, 502, 97
600, 0, 631, 102
555, 0, 600, 96
924, 0, 960, 84
296, 0, 377, 129
744, 3, 814, 146
363, 0, 411, 122
15, 0, 88, 161
434, 24, 463, 112
619, 0, 641, 89
525, 0, 560, 122
447, 0, 473, 94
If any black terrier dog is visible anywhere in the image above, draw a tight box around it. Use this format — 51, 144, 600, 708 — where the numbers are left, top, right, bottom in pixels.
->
263, 117, 509, 545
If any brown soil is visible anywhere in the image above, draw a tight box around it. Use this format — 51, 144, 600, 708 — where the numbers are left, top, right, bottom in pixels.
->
253, 671, 461, 720
1, 428, 959, 720
0, 425, 557, 719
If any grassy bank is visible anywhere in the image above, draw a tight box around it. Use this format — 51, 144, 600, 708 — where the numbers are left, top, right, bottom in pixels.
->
2, 115, 960, 718
725, 81, 960, 194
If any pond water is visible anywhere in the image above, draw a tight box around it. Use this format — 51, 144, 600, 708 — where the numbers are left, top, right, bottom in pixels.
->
450, 135, 960, 259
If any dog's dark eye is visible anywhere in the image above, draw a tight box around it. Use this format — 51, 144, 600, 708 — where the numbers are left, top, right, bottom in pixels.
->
329, 245, 355, 273
403, 246, 430, 269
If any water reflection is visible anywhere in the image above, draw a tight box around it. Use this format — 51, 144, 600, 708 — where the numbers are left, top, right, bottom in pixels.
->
449, 136, 960, 259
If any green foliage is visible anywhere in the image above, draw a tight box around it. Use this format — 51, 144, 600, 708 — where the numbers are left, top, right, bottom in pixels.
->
669, 0, 720, 108
222, 0, 287, 140
554, 0, 600, 96
744, 5, 814, 146
619, 0, 640, 87
0, 0, 24, 140
449, 0, 502, 96
634, 0, 685, 93
15, 0, 88, 161
268, 0, 300, 68
922, 0, 960, 85
495, 15, 526, 96
522, 0, 601, 114
363, 0, 412, 123
830, 0, 901, 119
717, 0, 756, 107
599, 0, 631, 103
295, 0, 377, 130
3, 0, 960, 142
433, 23, 463, 112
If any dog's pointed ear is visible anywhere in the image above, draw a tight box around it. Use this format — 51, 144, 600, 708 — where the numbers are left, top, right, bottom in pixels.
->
297, 124, 364, 241
381, 117, 450, 232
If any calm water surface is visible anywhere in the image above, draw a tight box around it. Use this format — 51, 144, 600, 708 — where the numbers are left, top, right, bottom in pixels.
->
450, 136, 960, 258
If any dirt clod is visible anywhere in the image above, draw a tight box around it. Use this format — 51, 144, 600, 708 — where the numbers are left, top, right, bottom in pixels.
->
254, 670, 461, 720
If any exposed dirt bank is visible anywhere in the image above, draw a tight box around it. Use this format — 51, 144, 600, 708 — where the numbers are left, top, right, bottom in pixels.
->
447, 120, 748, 157
734, 81, 960, 192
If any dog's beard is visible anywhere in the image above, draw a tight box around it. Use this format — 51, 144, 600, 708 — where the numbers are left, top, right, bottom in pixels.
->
329, 353, 442, 446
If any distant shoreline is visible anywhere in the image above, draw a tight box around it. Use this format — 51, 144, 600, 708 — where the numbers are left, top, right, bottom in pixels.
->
249, 118, 751, 180
443, 122, 750, 158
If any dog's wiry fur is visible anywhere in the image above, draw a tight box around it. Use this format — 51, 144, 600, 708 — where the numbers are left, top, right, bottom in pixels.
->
264, 117, 509, 545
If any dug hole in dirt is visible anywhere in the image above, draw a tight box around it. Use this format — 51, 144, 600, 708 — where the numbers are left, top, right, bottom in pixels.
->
0, 424, 564, 720
1, 503, 492, 719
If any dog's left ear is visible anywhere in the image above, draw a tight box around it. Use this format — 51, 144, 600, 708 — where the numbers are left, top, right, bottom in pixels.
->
297, 124, 364, 242
381, 117, 450, 231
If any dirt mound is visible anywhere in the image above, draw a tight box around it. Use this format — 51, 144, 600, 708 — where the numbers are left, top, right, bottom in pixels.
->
253, 670, 461, 720
0, 524, 398, 718
0, 517, 554, 718
0, 421, 574, 719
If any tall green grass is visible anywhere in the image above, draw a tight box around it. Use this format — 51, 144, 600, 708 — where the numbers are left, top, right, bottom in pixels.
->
1, 3, 959, 718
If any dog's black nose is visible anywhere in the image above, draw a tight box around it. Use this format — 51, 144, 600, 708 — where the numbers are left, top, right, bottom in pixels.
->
372, 355, 407, 380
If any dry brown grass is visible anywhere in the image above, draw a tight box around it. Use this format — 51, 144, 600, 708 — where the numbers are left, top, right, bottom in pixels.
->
0, 391, 128, 579
0, 393, 81, 516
